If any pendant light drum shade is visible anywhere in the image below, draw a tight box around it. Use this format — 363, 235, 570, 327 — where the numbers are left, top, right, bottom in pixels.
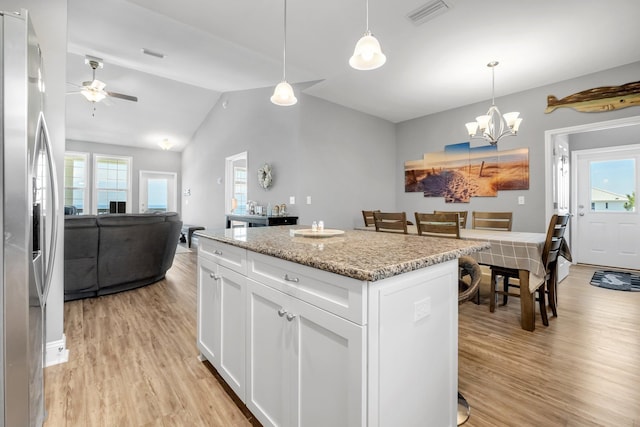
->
271, 81, 297, 106
349, 0, 386, 71
349, 31, 386, 70
271, 0, 297, 106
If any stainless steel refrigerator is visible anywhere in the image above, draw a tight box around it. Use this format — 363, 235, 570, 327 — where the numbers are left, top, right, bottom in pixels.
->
1, 9, 58, 426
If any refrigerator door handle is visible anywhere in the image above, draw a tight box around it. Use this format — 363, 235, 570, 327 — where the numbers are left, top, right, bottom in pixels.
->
34, 111, 58, 306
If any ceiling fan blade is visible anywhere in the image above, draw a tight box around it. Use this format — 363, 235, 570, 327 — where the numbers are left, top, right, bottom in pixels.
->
106, 91, 138, 102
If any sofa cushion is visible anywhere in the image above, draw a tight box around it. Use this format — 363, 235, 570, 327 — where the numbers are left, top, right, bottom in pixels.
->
64, 215, 99, 295
97, 214, 172, 288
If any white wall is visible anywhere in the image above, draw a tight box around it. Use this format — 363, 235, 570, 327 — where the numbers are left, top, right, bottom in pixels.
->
66, 139, 182, 214
181, 85, 396, 231
396, 61, 640, 232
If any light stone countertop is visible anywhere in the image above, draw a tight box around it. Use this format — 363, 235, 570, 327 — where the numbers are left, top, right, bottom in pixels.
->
195, 225, 490, 282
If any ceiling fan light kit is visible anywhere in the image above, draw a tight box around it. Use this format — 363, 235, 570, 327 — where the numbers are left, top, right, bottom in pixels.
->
271, 0, 297, 106
70, 55, 139, 106
349, 0, 386, 71
465, 61, 522, 145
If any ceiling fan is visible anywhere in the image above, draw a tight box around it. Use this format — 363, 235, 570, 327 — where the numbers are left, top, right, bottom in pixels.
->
69, 55, 138, 104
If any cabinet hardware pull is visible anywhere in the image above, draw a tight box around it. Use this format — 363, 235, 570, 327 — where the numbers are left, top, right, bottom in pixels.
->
284, 274, 299, 283
278, 308, 287, 317
286, 313, 296, 321
213, 250, 223, 255
210, 273, 221, 280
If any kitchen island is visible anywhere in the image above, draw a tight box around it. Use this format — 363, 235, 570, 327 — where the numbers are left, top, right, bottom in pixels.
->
195, 225, 489, 427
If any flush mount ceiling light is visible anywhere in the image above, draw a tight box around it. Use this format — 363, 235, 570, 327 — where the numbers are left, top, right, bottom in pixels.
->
349, 0, 386, 71
465, 61, 522, 145
159, 138, 173, 150
271, 0, 297, 106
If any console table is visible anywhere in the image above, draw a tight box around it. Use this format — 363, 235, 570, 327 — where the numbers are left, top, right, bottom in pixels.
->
225, 214, 298, 228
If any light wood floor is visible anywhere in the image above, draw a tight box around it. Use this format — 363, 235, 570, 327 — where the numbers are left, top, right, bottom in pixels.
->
45, 253, 640, 426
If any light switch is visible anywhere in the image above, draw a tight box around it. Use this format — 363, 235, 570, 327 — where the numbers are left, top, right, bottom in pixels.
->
306, 196, 312, 205
289, 196, 295, 204
518, 196, 525, 205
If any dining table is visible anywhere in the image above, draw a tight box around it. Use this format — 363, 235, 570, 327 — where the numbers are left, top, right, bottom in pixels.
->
356, 225, 550, 331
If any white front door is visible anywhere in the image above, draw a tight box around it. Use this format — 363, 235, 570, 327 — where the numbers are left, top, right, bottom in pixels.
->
139, 171, 177, 213
574, 146, 639, 269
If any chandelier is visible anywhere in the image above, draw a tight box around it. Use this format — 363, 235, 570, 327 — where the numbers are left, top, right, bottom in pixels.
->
465, 61, 522, 145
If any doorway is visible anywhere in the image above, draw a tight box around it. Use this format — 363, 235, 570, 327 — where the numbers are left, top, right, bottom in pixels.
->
225, 152, 247, 228
573, 146, 639, 269
139, 170, 177, 213
545, 115, 640, 272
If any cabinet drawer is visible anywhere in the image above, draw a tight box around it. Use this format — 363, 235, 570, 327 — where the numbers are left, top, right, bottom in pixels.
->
198, 238, 247, 275
268, 216, 297, 226
247, 252, 366, 325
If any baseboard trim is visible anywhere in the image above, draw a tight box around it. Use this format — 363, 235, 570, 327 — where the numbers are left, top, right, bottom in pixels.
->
45, 334, 69, 367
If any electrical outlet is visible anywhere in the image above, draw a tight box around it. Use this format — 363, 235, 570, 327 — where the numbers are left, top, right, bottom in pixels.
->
306, 196, 312, 205
289, 196, 295, 205
414, 297, 431, 322
518, 196, 525, 205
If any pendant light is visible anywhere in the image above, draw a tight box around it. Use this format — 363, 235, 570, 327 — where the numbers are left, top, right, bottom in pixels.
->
271, 0, 297, 106
349, 0, 386, 70
465, 61, 522, 145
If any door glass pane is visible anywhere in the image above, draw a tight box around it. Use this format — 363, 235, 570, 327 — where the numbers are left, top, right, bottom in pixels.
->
589, 159, 635, 212
147, 178, 168, 213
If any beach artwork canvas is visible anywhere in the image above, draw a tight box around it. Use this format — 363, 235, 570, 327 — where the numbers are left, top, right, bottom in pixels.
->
405, 142, 529, 203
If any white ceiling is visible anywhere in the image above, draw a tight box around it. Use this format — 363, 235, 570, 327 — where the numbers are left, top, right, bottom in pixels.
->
66, 0, 640, 152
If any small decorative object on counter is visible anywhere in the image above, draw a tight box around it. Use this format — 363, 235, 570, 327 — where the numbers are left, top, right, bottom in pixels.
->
280, 204, 286, 215
318, 221, 324, 231
273, 204, 279, 216
311, 221, 318, 232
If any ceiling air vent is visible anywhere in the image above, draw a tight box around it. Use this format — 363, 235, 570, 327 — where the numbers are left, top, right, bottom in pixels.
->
407, 0, 451, 26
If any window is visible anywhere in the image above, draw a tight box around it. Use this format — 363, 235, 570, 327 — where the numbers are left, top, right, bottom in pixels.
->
225, 152, 247, 216
94, 155, 132, 214
233, 166, 247, 213
589, 158, 635, 212
63, 152, 89, 214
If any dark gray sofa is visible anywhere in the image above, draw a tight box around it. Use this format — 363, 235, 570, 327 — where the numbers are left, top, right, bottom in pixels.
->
64, 212, 183, 301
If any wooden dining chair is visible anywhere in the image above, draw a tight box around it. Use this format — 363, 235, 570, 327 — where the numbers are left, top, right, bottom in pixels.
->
434, 210, 468, 229
488, 214, 570, 326
472, 211, 513, 231
414, 212, 460, 239
373, 211, 408, 234
362, 210, 380, 227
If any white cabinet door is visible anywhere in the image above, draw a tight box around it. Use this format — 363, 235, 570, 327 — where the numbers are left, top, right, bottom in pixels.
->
246, 279, 365, 427
290, 295, 365, 427
246, 279, 292, 427
197, 257, 220, 365
217, 265, 247, 401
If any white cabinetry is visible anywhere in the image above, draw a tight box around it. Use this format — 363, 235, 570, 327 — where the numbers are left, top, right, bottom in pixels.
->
246, 278, 365, 427
197, 239, 247, 400
197, 236, 459, 427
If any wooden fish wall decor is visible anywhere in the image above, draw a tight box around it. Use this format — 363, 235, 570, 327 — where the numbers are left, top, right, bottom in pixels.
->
545, 81, 640, 113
